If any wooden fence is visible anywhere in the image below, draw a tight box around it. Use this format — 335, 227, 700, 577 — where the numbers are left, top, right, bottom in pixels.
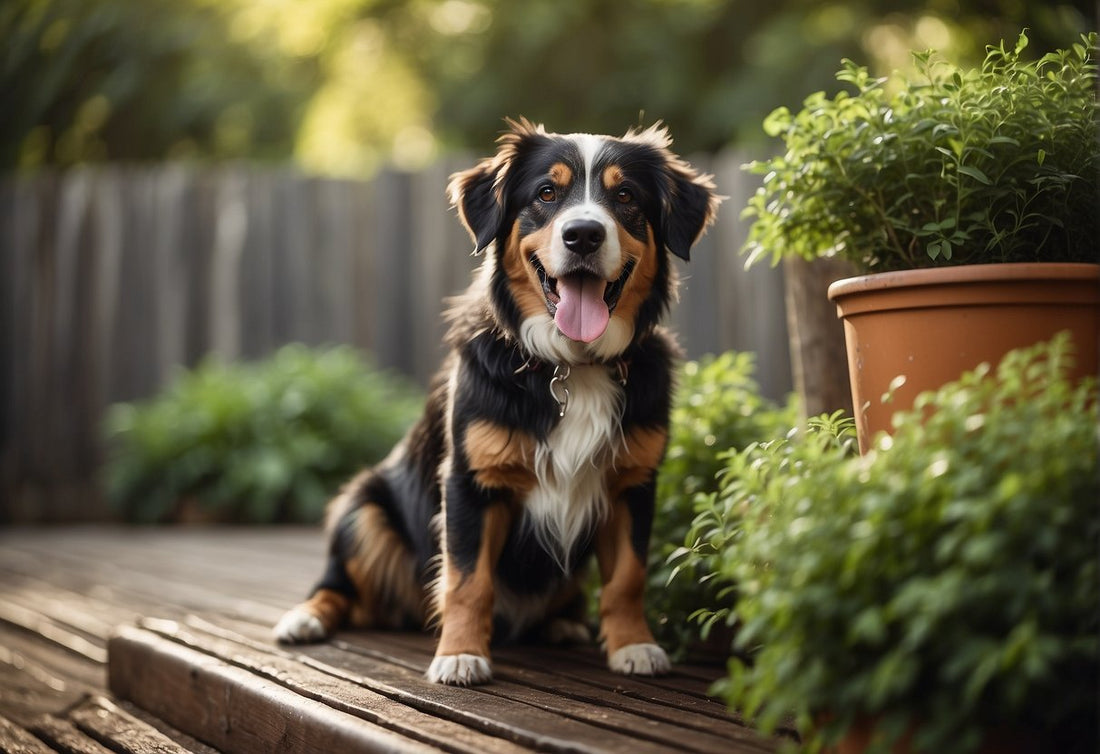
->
0, 153, 789, 523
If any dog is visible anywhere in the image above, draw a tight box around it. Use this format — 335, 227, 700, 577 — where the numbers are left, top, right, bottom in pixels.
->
274, 119, 720, 685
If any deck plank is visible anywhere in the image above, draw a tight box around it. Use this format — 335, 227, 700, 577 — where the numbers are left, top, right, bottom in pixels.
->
0, 713, 56, 754
26, 715, 116, 754
0, 528, 778, 753
66, 696, 191, 754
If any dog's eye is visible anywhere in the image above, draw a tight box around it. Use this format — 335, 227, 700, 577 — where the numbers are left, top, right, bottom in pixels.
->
615, 187, 634, 204
538, 185, 557, 203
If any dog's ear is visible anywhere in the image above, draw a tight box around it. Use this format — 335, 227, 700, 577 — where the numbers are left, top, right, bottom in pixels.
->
449, 118, 548, 255
626, 123, 722, 261
659, 158, 721, 262
448, 159, 501, 254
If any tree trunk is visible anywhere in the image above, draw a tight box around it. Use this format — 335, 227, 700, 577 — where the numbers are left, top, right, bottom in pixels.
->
783, 255, 856, 419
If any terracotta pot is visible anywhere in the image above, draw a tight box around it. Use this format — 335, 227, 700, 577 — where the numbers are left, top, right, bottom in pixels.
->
828, 263, 1100, 454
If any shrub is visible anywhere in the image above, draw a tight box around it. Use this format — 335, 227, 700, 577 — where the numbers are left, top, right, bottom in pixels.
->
680, 335, 1099, 753
104, 344, 423, 524
648, 351, 797, 658
742, 31, 1099, 272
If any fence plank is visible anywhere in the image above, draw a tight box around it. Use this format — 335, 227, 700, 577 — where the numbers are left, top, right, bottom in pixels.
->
0, 158, 790, 522
209, 168, 249, 361
0, 178, 15, 522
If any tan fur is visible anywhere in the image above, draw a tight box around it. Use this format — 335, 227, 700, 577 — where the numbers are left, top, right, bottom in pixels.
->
435, 505, 514, 659
619, 426, 668, 469
601, 165, 625, 190
610, 226, 659, 329
600, 426, 667, 645
464, 420, 538, 493
508, 222, 555, 320
549, 161, 573, 187
343, 504, 425, 628
595, 504, 655, 655
609, 427, 668, 496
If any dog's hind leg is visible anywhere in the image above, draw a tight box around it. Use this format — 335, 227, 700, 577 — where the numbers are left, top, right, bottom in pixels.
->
274, 475, 423, 644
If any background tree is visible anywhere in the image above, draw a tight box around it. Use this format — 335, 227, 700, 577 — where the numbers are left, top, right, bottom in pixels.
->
1, 0, 1093, 172
404, 0, 1093, 153
0, 0, 316, 167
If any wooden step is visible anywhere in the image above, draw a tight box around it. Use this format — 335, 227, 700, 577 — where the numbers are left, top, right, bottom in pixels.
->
107, 618, 777, 754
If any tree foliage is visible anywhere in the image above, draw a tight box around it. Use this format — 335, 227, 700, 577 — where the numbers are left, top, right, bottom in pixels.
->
0, 0, 314, 167
1, 0, 1093, 172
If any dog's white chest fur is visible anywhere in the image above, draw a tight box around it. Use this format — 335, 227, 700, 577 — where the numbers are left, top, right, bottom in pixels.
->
526, 364, 622, 570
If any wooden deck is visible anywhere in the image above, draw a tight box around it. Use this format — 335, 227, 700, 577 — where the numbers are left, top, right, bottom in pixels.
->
0, 528, 780, 753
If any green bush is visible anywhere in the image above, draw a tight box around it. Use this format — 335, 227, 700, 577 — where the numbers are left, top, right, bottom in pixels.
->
742, 31, 1099, 272
680, 336, 1099, 753
648, 351, 797, 658
104, 344, 424, 524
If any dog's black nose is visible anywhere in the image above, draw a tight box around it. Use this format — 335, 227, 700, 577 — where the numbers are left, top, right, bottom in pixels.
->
561, 220, 605, 256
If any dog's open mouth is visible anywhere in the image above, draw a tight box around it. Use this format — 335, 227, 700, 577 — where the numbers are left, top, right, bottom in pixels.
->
532, 256, 635, 343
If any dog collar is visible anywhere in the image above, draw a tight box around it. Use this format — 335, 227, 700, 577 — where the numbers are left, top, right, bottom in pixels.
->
513, 356, 629, 418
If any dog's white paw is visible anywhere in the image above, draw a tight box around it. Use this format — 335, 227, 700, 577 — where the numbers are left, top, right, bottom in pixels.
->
608, 643, 670, 676
426, 653, 492, 686
273, 607, 327, 644
544, 618, 593, 645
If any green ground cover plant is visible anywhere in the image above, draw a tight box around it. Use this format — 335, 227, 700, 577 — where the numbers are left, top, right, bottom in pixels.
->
105, 344, 423, 523
677, 335, 1099, 752
648, 352, 797, 657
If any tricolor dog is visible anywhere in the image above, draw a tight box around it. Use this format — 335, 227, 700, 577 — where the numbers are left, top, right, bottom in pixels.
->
274, 119, 720, 685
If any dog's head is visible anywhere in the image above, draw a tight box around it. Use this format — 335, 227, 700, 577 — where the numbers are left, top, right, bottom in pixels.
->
449, 119, 720, 363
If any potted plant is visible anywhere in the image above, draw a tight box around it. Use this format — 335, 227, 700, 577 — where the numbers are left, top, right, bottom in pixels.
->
742, 31, 1099, 451
682, 336, 1099, 753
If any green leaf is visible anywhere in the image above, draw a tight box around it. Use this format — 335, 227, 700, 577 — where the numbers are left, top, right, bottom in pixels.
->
957, 165, 992, 185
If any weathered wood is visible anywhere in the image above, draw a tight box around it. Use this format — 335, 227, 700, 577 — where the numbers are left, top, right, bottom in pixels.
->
28, 715, 115, 754
68, 696, 199, 754
1, 528, 779, 753
108, 625, 440, 754
0, 652, 82, 730
134, 618, 530, 754
0, 539, 232, 753
208, 169, 249, 361
195, 619, 756, 753
153, 616, 728, 753
0, 713, 55, 754
0, 600, 107, 666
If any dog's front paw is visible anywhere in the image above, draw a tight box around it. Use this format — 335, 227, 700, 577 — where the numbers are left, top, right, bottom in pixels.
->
608, 643, 670, 676
273, 607, 328, 644
426, 653, 492, 686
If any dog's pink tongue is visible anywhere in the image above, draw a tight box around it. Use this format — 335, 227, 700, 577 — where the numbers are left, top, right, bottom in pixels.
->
555, 275, 609, 343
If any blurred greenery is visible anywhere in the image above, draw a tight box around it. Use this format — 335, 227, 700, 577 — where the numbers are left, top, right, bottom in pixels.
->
2, 0, 1093, 174
104, 344, 424, 524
